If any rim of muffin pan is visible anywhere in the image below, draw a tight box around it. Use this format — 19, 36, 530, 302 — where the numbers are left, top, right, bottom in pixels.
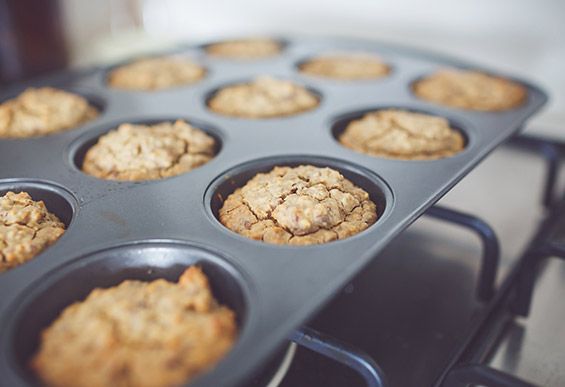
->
204, 155, 394, 247
68, 116, 224, 182
67, 87, 107, 118
330, 105, 472, 161
199, 37, 289, 59
204, 77, 323, 119
102, 53, 209, 91
2, 240, 251, 385
408, 68, 530, 112
0, 87, 105, 140
294, 54, 395, 81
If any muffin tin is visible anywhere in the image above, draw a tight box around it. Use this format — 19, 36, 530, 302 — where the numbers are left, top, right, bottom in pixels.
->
0, 36, 546, 387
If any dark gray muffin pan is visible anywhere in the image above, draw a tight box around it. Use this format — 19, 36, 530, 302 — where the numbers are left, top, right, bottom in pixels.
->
0, 36, 547, 387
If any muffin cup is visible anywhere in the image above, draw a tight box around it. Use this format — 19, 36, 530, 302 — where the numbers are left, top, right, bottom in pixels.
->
330, 105, 469, 161
206, 155, 390, 244
69, 116, 224, 180
0, 87, 104, 139
2, 241, 249, 386
0, 179, 77, 227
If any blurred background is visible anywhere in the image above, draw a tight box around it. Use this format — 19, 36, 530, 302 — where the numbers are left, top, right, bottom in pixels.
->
1, 0, 564, 137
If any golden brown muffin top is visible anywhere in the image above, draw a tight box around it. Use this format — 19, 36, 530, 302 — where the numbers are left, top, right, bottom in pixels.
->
208, 76, 319, 118
0, 191, 65, 272
0, 87, 98, 138
82, 120, 216, 181
219, 165, 377, 245
107, 57, 206, 91
413, 69, 526, 111
338, 109, 465, 160
32, 266, 237, 387
206, 38, 282, 59
299, 54, 390, 80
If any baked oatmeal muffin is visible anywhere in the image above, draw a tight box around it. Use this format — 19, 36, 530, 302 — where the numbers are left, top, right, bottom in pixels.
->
208, 76, 319, 118
413, 69, 527, 111
0, 191, 65, 272
206, 38, 282, 59
299, 54, 390, 80
338, 109, 465, 160
0, 87, 98, 138
219, 165, 377, 245
107, 57, 206, 91
82, 120, 216, 181
32, 266, 237, 387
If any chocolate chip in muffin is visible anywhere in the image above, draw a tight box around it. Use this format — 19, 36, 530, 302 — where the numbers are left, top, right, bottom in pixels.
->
413, 69, 527, 111
107, 57, 206, 91
0, 87, 98, 138
219, 165, 378, 245
32, 266, 237, 387
206, 38, 282, 59
82, 120, 217, 181
0, 191, 66, 272
299, 53, 390, 80
338, 109, 465, 160
208, 76, 319, 118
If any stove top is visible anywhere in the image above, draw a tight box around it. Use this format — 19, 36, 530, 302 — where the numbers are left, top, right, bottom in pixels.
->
274, 135, 565, 387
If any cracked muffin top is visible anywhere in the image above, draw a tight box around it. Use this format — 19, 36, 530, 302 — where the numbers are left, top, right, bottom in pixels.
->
413, 69, 527, 111
219, 165, 378, 245
0, 191, 66, 272
205, 38, 282, 59
82, 120, 216, 181
0, 87, 98, 138
208, 76, 319, 118
299, 54, 390, 80
32, 266, 237, 387
107, 57, 206, 91
338, 109, 465, 160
